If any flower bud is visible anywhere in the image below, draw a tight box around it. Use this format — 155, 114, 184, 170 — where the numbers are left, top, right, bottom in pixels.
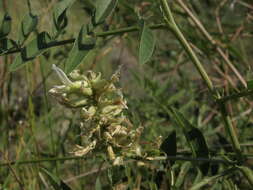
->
69, 70, 88, 81
113, 156, 123, 165
101, 105, 123, 116
72, 140, 96, 156
107, 145, 115, 160
81, 106, 96, 120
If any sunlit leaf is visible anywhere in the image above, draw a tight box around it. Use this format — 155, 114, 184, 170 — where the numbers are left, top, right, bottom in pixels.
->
53, 0, 76, 31
19, 13, 38, 42
64, 25, 96, 74
95, 0, 118, 24
139, 21, 155, 65
0, 13, 11, 39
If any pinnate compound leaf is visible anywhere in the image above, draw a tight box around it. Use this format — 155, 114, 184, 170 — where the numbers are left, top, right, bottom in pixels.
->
0, 13, 11, 39
64, 25, 96, 74
53, 0, 75, 31
139, 21, 155, 65
9, 32, 51, 72
95, 0, 118, 24
19, 13, 38, 42
170, 107, 209, 175
40, 167, 72, 190
160, 130, 177, 166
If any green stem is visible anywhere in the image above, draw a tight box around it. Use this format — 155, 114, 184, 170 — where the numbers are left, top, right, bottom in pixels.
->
220, 104, 242, 160
0, 155, 233, 167
218, 89, 253, 103
2, 23, 166, 56
0, 156, 85, 167
159, 0, 214, 95
159, 0, 242, 161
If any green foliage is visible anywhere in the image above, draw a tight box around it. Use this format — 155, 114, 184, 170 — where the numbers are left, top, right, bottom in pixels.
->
19, 13, 38, 43
169, 107, 210, 175
139, 20, 156, 65
9, 32, 51, 71
64, 26, 96, 74
0, 0, 253, 189
40, 167, 72, 190
95, 0, 118, 25
0, 13, 11, 39
53, 0, 76, 32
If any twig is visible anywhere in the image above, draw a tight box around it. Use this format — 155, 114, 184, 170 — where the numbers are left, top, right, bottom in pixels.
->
1, 23, 166, 56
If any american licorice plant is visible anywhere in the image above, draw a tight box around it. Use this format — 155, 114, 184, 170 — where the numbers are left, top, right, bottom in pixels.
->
0, 0, 253, 189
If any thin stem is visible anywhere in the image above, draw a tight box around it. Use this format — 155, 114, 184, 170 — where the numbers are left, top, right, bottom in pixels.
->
159, 0, 242, 161
0, 155, 234, 167
2, 23, 166, 56
220, 104, 242, 160
176, 0, 246, 87
159, 0, 215, 95
0, 156, 84, 167
218, 89, 253, 103
40, 61, 55, 155
27, 0, 32, 13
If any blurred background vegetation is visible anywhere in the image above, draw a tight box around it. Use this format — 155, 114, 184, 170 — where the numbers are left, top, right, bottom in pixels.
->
0, 0, 253, 189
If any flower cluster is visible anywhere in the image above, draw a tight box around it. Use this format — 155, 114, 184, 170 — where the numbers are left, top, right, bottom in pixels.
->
49, 65, 143, 164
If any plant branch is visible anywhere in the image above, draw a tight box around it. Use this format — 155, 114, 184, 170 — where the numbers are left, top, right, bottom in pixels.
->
218, 89, 253, 103
2, 23, 166, 56
159, 0, 242, 162
159, 0, 215, 95
0, 155, 235, 168
176, 0, 247, 87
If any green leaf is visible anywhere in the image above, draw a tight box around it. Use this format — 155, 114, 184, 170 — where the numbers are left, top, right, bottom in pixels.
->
237, 166, 253, 187
40, 168, 72, 190
0, 38, 17, 54
175, 162, 191, 188
95, 177, 102, 190
95, 0, 118, 24
247, 80, 253, 90
107, 166, 125, 186
0, 13, 11, 39
187, 128, 209, 175
170, 107, 210, 175
189, 167, 236, 190
9, 32, 51, 72
64, 25, 96, 74
19, 13, 38, 42
139, 21, 155, 65
53, 0, 75, 31
160, 130, 177, 166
